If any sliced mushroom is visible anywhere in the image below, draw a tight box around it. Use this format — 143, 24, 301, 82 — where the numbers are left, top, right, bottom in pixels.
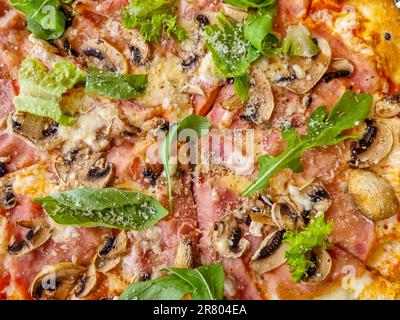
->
275, 37, 332, 94
271, 201, 305, 230
211, 214, 250, 258
73, 264, 97, 298
30, 262, 86, 300
248, 195, 274, 225
221, 3, 248, 21
83, 39, 128, 74
0, 182, 16, 210
240, 67, 275, 125
250, 230, 290, 273
54, 148, 114, 188
289, 180, 332, 216
174, 239, 193, 268
0, 157, 10, 178
94, 232, 127, 273
28, 34, 59, 53
348, 169, 399, 220
9, 112, 64, 151
7, 218, 53, 256
349, 119, 393, 168
302, 248, 332, 282
128, 29, 150, 66
375, 95, 400, 118
321, 58, 354, 83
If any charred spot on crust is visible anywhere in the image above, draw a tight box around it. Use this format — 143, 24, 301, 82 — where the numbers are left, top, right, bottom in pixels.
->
228, 227, 242, 253
83, 48, 104, 60
99, 236, 116, 256
321, 70, 351, 83
195, 14, 210, 28
142, 168, 160, 186
258, 230, 284, 259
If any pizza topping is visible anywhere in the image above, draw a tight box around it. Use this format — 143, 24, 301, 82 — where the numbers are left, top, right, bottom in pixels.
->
28, 33, 59, 54
281, 24, 321, 58
250, 230, 290, 274
348, 169, 399, 221
29, 262, 86, 300
375, 95, 400, 118
274, 37, 332, 94
0, 182, 16, 210
242, 91, 372, 196
349, 119, 393, 168
7, 218, 53, 256
271, 201, 305, 230
211, 214, 250, 258
195, 14, 210, 29
83, 39, 128, 74
221, 3, 249, 22
127, 29, 150, 66
301, 248, 332, 283
33, 188, 168, 230
9, 112, 64, 151
0, 157, 9, 178
95, 231, 128, 273
54, 149, 114, 188
174, 239, 193, 268
73, 264, 97, 298
322, 58, 354, 83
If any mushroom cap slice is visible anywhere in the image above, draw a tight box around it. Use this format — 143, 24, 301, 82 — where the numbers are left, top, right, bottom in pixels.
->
95, 232, 127, 273
54, 148, 114, 188
250, 230, 290, 274
29, 262, 86, 300
83, 38, 128, 74
7, 218, 53, 256
271, 201, 305, 230
0, 182, 16, 210
350, 119, 393, 168
174, 239, 194, 268
240, 67, 275, 125
73, 264, 97, 299
275, 37, 332, 94
375, 95, 400, 118
9, 112, 64, 151
303, 248, 332, 283
127, 29, 150, 66
211, 214, 250, 258
348, 169, 399, 220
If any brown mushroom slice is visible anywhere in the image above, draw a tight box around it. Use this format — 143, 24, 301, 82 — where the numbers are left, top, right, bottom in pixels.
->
83, 39, 128, 74
302, 248, 332, 283
174, 239, 193, 268
289, 180, 332, 216
54, 148, 114, 188
349, 119, 393, 168
250, 230, 290, 274
249, 195, 274, 225
9, 112, 64, 151
0, 156, 10, 178
221, 3, 248, 21
28, 33, 59, 53
29, 262, 86, 300
128, 29, 150, 66
375, 95, 400, 118
211, 214, 250, 258
321, 58, 354, 83
240, 67, 275, 125
73, 264, 97, 298
271, 201, 305, 230
348, 169, 399, 221
7, 218, 53, 256
0, 182, 16, 210
95, 232, 127, 273
275, 37, 332, 94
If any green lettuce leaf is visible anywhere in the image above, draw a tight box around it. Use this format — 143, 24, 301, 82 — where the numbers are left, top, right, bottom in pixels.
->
223, 0, 275, 9
85, 67, 147, 100
34, 188, 168, 230
119, 263, 225, 300
9, 0, 68, 40
121, 0, 186, 43
281, 23, 321, 58
242, 91, 372, 196
13, 58, 85, 126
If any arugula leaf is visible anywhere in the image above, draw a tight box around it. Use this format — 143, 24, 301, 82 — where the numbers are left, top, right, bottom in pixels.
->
223, 0, 275, 9
283, 215, 333, 282
242, 91, 373, 196
161, 115, 211, 211
233, 74, 250, 101
243, 5, 280, 56
9, 0, 68, 40
13, 58, 85, 126
85, 67, 147, 100
119, 263, 225, 300
34, 188, 168, 230
121, 0, 186, 43
281, 23, 321, 58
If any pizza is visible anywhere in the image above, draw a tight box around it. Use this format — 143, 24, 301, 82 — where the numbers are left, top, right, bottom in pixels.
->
1, 0, 400, 300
